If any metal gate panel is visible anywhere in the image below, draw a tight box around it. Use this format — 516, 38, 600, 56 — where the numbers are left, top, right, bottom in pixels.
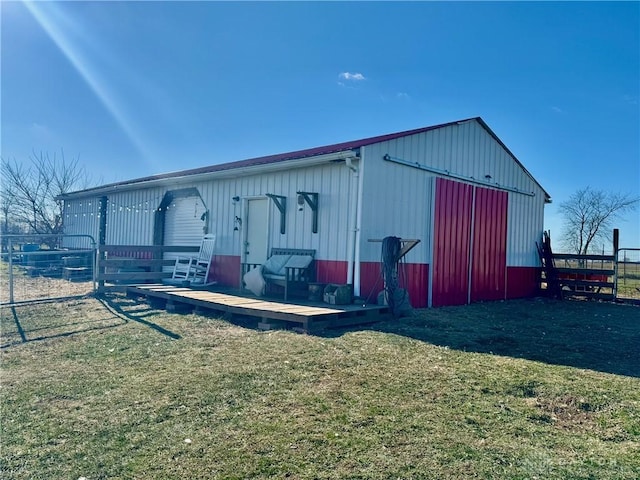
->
432, 178, 473, 307
471, 187, 508, 302
1, 234, 96, 305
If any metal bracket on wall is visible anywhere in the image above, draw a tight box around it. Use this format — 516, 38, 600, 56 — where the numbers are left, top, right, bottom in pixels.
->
296, 191, 319, 233
266, 194, 287, 234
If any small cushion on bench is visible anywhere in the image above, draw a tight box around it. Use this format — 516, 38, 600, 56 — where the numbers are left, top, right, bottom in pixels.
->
263, 254, 292, 275
284, 255, 314, 269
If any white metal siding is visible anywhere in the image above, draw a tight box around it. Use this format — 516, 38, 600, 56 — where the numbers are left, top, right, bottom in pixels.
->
193, 162, 354, 261
506, 193, 544, 267
61, 119, 545, 269
163, 195, 208, 270
104, 188, 163, 245
360, 120, 546, 267
64, 162, 355, 260
61, 198, 101, 248
164, 195, 207, 246
358, 144, 434, 265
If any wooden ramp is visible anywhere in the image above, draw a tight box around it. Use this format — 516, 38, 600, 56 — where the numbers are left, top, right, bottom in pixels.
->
126, 284, 388, 333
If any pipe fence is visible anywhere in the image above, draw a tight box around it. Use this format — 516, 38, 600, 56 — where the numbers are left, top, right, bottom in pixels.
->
616, 248, 640, 300
1, 234, 96, 305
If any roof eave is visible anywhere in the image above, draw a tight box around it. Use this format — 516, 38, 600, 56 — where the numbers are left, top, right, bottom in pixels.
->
57, 149, 359, 200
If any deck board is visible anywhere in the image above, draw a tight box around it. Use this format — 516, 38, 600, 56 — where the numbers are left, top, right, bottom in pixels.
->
127, 284, 387, 332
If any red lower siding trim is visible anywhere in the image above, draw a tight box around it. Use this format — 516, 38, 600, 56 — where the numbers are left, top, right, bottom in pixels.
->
506, 266, 540, 299
315, 260, 348, 285
218, 257, 430, 307
212, 255, 241, 286
316, 260, 429, 308
214, 257, 349, 289
358, 262, 429, 308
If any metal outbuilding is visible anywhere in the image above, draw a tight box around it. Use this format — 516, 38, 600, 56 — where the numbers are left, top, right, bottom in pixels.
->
60, 117, 550, 307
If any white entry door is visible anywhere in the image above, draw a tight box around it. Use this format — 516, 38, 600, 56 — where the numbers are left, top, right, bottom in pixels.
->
245, 198, 269, 264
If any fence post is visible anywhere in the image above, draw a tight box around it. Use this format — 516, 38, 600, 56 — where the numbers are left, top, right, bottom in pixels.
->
8, 238, 14, 304
97, 196, 108, 291
613, 229, 619, 298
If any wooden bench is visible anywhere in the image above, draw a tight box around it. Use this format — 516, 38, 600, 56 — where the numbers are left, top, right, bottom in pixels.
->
242, 248, 316, 301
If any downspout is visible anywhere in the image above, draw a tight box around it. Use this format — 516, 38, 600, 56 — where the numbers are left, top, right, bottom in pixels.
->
345, 155, 360, 294
353, 148, 365, 297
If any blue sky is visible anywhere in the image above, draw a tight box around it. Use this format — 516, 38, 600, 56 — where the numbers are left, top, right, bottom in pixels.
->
2, 1, 639, 248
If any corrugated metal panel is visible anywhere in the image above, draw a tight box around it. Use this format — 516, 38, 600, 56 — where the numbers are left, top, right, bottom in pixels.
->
316, 259, 348, 285
361, 120, 545, 273
60, 119, 545, 296
63, 118, 549, 205
62, 197, 100, 247
104, 188, 163, 245
162, 195, 208, 271
75, 162, 352, 265
164, 196, 207, 245
195, 162, 354, 263
506, 266, 540, 298
471, 187, 508, 302
400, 263, 429, 308
432, 178, 473, 307
213, 255, 241, 288
370, 120, 547, 201
358, 143, 433, 265
359, 262, 381, 302
355, 261, 430, 308
507, 193, 544, 267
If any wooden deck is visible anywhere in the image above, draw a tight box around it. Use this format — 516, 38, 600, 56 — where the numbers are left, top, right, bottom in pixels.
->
126, 284, 388, 333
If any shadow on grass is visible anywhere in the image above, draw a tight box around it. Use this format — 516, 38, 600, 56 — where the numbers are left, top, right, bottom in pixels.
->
1, 306, 126, 349
330, 297, 640, 378
98, 297, 181, 340
1, 296, 181, 348
102, 289, 638, 377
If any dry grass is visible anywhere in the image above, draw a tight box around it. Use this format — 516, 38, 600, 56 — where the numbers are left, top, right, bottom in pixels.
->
0, 261, 94, 304
1, 295, 638, 479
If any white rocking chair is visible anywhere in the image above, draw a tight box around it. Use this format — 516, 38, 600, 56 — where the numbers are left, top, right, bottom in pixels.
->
171, 234, 216, 286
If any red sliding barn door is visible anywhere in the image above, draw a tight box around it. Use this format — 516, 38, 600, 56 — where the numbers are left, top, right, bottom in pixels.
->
471, 187, 508, 302
432, 178, 508, 307
432, 178, 473, 307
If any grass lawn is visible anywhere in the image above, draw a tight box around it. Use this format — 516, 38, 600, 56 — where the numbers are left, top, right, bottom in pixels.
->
1, 295, 638, 479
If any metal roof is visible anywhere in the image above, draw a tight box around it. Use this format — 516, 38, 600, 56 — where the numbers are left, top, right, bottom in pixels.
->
60, 117, 551, 201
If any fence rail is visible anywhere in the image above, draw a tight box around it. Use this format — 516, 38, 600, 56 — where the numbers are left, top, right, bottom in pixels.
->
0, 236, 203, 303
551, 253, 616, 301
538, 229, 640, 302
616, 248, 640, 300
97, 244, 200, 291
1, 234, 97, 305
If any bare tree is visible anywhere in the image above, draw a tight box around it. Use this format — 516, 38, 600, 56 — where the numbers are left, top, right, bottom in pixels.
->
1, 172, 16, 233
559, 187, 639, 254
1, 150, 92, 245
